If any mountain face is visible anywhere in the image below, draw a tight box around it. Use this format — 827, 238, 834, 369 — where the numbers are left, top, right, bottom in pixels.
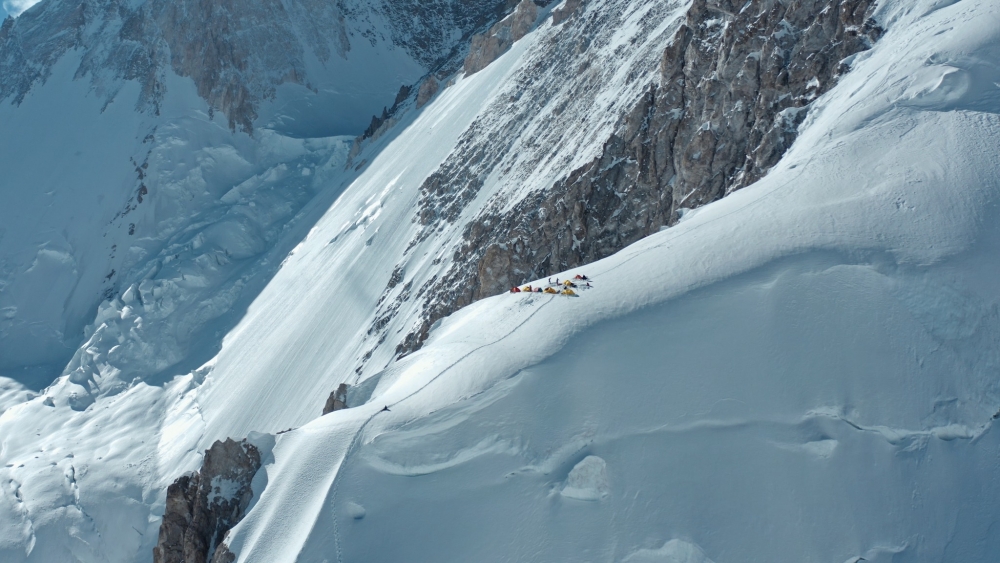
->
2, 0, 1000, 562
0, 0, 505, 391
0, 0, 508, 130
398, 0, 883, 356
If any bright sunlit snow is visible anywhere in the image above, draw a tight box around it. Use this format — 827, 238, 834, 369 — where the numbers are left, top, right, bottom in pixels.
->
2, 0, 1000, 561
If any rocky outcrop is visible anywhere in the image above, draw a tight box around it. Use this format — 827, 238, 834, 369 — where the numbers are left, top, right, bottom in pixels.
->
209, 544, 236, 563
350, 0, 537, 163
463, 0, 539, 75
153, 0, 321, 132
416, 75, 440, 108
373, 0, 514, 68
153, 438, 261, 563
396, 0, 882, 356
323, 383, 350, 414
362, 85, 413, 139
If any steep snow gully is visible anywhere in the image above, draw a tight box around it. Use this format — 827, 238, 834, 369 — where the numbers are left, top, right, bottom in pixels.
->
2, 0, 1000, 562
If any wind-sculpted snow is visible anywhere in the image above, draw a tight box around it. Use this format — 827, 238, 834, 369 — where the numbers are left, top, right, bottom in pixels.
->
217, 0, 1000, 560
2, 0, 1000, 561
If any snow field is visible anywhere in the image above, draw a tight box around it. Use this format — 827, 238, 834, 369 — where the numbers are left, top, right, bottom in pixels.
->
194, 0, 694, 445
0, 12, 420, 560
1, 0, 999, 561
222, 0, 1000, 561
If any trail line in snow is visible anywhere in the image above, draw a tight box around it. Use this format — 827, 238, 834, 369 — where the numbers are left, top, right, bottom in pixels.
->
328, 297, 555, 563
324, 142, 819, 563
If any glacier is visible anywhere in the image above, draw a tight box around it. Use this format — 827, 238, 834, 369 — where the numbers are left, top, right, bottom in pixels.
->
1, 0, 1000, 561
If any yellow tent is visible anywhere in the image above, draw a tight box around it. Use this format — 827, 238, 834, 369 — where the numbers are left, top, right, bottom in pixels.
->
561, 289, 577, 296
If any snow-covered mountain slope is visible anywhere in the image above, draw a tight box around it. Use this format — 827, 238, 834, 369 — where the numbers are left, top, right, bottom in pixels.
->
0, 0, 507, 131
0, 63, 356, 393
222, 0, 1000, 560
1, 0, 1000, 561
0, 0, 507, 389
1, 0, 702, 558
0, 1, 505, 558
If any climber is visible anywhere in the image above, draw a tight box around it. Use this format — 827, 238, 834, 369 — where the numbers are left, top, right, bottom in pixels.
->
510, 286, 521, 293
381, 405, 390, 412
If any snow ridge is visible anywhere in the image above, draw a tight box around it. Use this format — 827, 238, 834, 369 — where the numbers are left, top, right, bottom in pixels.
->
1, 0, 1000, 561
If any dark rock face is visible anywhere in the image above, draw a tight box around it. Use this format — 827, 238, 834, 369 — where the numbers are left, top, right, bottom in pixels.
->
323, 383, 350, 415
209, 545, 236, 563
153, 0, 318, 131
397, 0, 882, 356
416, 75, 440, 108
153, 438, 261, 563
376, 0, 514, 68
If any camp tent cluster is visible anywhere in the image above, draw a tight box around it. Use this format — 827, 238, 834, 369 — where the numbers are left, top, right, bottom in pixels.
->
510, 274, 591, 296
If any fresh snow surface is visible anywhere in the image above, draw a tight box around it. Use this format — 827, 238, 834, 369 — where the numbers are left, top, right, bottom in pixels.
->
222, 1, 1000, 562
1, 0, 1000, 561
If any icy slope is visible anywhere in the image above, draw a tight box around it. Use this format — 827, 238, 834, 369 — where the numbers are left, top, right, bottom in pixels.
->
0, 61, 359, 399
1, 0, 998, 560
0, 0, 503, 391
0, 67, 360, 559
191, 0, 692, 444
1, 1, 692, 559
0, 1, 488, 558
219, 0, 1000, 561
0, 2, 696, 561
